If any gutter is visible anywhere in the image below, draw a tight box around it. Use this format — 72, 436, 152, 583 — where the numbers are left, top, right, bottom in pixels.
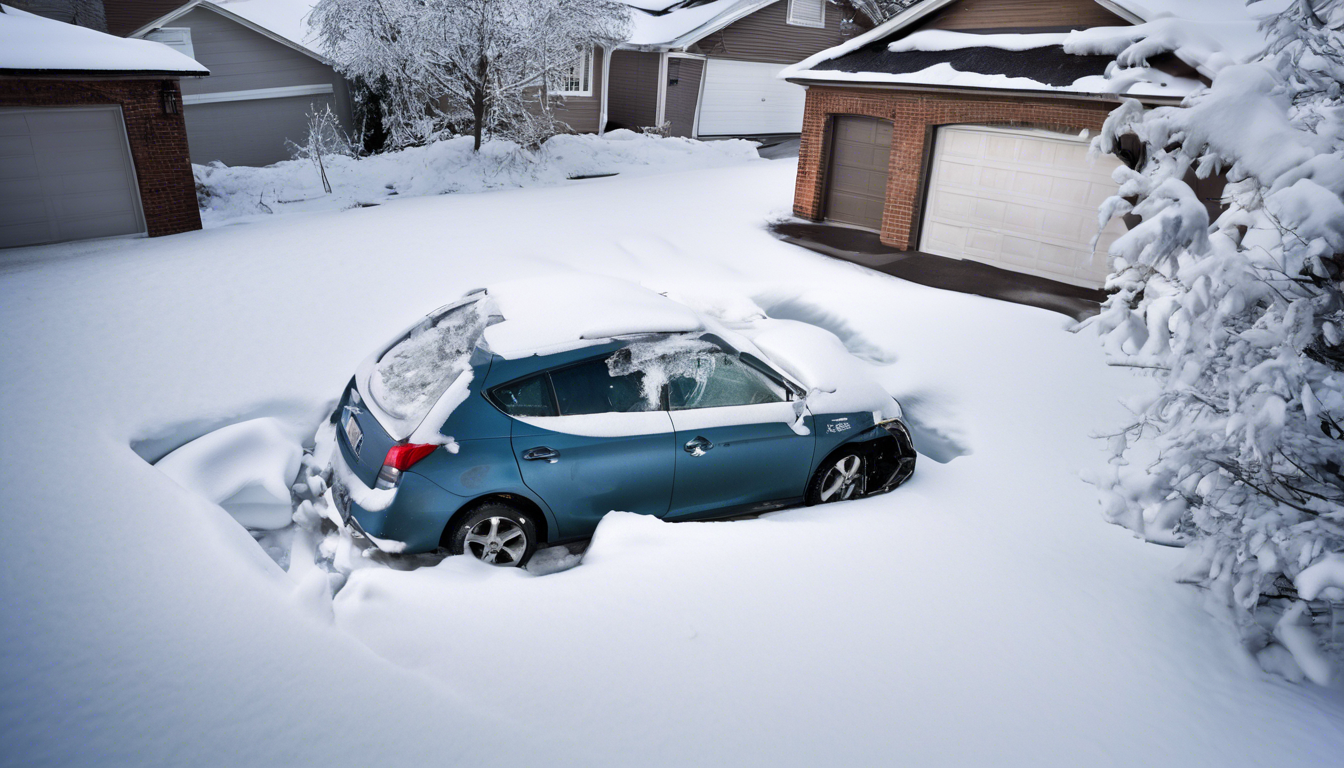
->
784, 77, 1188, 107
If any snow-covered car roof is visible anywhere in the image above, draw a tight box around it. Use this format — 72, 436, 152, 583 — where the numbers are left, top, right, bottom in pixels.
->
480, 275, 705, 358
0, 3, 209, 75
780, 0, 1276, 98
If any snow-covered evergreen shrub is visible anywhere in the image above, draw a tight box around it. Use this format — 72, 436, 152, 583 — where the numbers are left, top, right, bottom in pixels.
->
1089, 0, 1344, 685
309, 0, 630, 150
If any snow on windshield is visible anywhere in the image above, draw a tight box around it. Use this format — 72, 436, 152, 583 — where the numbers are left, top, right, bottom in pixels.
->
607, 335, 718, 410
369, 301, 486, 430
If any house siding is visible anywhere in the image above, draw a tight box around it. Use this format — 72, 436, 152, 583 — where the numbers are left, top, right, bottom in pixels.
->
164, 8, 352, 166
548, 47, 605, 134
0, 77, 201, 237
663, 57, 704, 137
914, 0, 1129, 31
692, 0, 853, 64
793, 86, 1114, 251
606, 50, 661, 130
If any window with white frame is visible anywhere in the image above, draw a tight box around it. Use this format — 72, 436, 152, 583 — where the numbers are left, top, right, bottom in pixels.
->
144, 27, 195, 59
555, 47, 594, 96
787, 0, 825, 28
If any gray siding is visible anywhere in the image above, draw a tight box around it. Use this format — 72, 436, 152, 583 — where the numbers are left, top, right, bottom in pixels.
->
663, 58, 703, 138
913, 0, 1129, 31
692, 0, 853, 65
545, 47, 605, 134
606, 50, 661, 130
161, 8, 352, 166
184, 92, 342, 167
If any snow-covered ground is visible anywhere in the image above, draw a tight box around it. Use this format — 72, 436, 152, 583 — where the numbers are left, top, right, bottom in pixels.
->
2, 152, 1342, 766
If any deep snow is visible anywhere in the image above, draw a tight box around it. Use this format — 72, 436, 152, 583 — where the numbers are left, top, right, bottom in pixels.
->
1, 153, 1342, 766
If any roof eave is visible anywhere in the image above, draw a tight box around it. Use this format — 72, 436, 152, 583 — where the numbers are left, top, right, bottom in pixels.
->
617, 0, 779, 53
0, 69, 208, 78
127, 0, 331, 65
784, 75, 1187, 106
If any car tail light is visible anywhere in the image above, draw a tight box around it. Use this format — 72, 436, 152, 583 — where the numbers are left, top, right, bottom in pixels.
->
375, 443, 438, 489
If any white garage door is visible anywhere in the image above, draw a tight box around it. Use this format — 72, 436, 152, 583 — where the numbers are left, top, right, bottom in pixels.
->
919, 126, 1125, 288
697, 59, 806, 137
0, 106, 145, 249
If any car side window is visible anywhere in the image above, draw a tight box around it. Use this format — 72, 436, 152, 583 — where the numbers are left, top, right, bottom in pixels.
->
491, 374, 557, 417
668, 352, 787, 410
550, 357, 654, 415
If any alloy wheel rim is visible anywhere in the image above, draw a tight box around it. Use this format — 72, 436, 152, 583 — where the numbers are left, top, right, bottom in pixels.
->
819, 455, 865, 502
464, 516, 528, 565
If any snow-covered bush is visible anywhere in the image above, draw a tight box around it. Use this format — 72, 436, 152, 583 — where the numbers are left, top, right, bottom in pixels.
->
1089, 0, 1344, 685
309, 0, 631, 150
285, 103, 357, 194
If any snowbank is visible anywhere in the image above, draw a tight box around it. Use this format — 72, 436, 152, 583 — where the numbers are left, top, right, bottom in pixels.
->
155, 417, 302, 530
194, 130, 762, 226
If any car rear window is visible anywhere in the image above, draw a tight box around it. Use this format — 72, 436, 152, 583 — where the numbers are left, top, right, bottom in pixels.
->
491, 374, 556, 417
368, 301, 487, 428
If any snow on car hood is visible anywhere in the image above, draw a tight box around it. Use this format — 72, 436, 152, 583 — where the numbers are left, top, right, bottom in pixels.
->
738, 319, 903, 422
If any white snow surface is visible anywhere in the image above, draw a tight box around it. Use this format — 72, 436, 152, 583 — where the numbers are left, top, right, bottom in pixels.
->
621, 0, 749, 47
888, 30, 1070, 52
783, 0, 1272, 95
3, 154, 1344, 765
194, 130, 761, 223
155, 417, 302, 530
0, 4, 208, 73
482, 273, 704, 358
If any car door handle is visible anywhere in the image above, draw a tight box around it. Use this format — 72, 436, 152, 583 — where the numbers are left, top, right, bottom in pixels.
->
684, 436, 713, 457
522, 446, 560, 463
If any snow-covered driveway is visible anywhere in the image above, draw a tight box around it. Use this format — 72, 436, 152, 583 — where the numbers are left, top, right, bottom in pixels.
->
1, 156, 1341, 766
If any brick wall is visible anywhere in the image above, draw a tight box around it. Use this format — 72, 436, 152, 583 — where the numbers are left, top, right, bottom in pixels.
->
794, 86, 1114, 250
0, 77, 202, 238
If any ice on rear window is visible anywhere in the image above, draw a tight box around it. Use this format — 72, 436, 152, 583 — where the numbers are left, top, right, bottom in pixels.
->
368, 301, 487, 431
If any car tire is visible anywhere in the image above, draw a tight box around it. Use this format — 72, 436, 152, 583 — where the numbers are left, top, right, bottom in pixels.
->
805, 449, 868, 506
448, 502, 538, 567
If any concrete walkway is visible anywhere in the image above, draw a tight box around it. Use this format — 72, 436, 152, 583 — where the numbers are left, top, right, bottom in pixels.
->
770, 221, 1106, 321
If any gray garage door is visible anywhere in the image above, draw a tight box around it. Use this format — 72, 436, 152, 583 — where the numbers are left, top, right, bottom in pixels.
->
824, 116, 892, 231
0, 106, 145, 249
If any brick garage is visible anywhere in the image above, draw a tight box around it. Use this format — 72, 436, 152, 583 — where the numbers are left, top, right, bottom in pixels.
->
0, 77, 201, 239
793, 86, 1113, 251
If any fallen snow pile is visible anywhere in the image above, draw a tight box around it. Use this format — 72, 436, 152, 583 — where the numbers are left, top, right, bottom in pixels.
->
1088, 0, 1344, 685
156, 418, 303, 530
194, 130, 761, 226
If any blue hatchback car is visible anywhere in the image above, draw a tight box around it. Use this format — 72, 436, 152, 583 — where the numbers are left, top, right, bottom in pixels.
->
330, 279, 915, 566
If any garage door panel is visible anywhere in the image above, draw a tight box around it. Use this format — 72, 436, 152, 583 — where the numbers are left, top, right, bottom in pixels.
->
824, 116, 893, 231
920, 126, 1123, 289
0, 107, 144, 249
698, 60, 805, 136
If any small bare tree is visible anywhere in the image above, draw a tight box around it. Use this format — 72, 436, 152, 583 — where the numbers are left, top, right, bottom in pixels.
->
286, 104, 356, 194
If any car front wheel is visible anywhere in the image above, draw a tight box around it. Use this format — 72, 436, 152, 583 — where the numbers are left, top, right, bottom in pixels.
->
806, 451, 867, 505
449, 503, 537, 567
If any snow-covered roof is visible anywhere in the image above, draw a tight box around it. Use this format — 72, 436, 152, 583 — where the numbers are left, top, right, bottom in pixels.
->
129, 0, 328, 62
620, 0, 775, 50
481, 275, 705, 359
782, 0, 1272, 100
0, 4, 208, 75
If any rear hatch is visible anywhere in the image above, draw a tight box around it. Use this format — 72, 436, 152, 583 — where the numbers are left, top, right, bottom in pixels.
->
336, 381, 397, 488
339, 297, 493, 487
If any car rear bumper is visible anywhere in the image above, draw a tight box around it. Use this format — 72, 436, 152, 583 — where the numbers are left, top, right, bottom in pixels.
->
330, 446, 411, 554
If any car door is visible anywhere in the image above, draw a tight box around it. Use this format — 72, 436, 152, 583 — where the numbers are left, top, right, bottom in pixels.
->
497, 354, 676, 540
665, 352, 816, 519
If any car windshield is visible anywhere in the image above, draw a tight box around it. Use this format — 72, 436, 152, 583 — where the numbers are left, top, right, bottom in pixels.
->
368, 300, 487, 428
